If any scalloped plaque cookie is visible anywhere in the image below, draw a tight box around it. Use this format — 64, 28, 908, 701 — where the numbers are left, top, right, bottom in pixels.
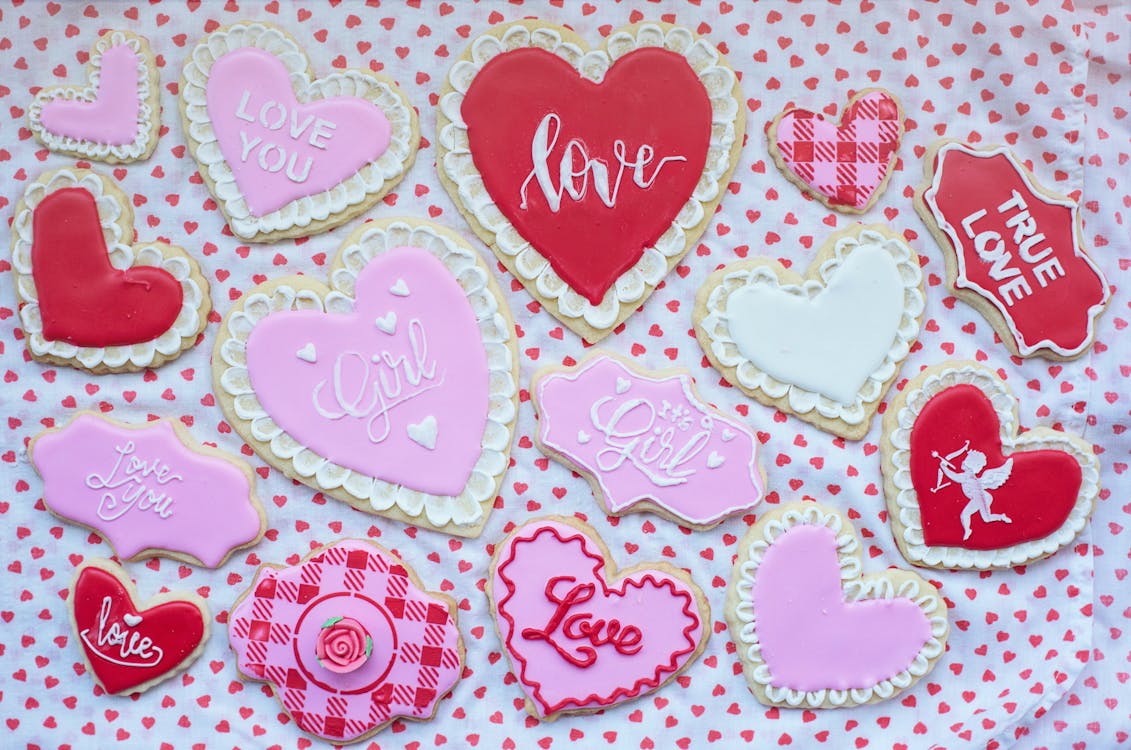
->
213, 217, 519, 537
10, 169, 211, 374
28, 29, 161, 163
695, 224, 925, 439
880, 361, 1101, 570
437, 20, 745, 342
180, 21, 419, 243
726, 502, 949, 709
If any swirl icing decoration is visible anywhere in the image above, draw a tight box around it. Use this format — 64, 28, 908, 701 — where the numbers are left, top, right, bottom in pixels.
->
180, 21, 419, 242
726, 502, 949, 709
30, 413, 265, 568
695, 224, 925, 440
768, 88, 904, 213
9, 168, 211, 373
69, 561, 210, 695
532, 353, 765, 528
915, 140, 1110, 360
489, 517, 708, 719
27, 30, 161, 163
881, 361, 1101, 570
212, 217, 519, 537
437, 21, 745, 342
228, 539, 464, 744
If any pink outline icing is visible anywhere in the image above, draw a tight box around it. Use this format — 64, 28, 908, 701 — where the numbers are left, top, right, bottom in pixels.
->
493, 520, 703, 716
535, 355, 763, 525
32, 414, 261, 568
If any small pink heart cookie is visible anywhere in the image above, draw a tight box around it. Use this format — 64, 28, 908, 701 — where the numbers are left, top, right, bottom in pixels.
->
489, 516, 709, 719
768, 88, 904, 213
726, 502, 948, 708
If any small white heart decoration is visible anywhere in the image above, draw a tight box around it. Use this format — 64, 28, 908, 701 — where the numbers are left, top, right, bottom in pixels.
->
390, 278, 411, 297
123, 613, 144, 627
407, 416, 439, 451
615, 377, 631, 395
706, 451, 725, 469
375, 312, 398, 335
576, 430, 591, 445
295, 342, 317, 363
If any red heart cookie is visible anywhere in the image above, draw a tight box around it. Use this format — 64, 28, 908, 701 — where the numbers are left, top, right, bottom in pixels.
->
69, 561, 209, 695
882, 362, 1099, 570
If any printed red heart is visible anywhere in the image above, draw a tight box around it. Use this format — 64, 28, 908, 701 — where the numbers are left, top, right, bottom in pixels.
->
32, 187, 182, 347
461, 47, 711, 305
70, 563, 208, 695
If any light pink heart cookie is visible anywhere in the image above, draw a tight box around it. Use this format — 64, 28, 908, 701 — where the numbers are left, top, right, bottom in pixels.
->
768, 88, 904, 213
727, 502, 949, 708
490, 517, 709, 719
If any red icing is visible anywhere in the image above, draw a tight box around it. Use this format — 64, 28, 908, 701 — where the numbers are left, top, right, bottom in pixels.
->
31, 187, 183, 347
928, 146, 1108, 356
519, 575, 645, 667
909, 384, 1083, 549
71, 565, 206, 695
461, 47, 711, 305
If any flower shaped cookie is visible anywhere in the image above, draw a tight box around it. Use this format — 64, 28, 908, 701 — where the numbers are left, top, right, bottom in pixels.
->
228, 540, 464, 744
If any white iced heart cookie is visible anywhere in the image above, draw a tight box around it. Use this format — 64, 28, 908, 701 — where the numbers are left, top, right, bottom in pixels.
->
695, 225, 925, 439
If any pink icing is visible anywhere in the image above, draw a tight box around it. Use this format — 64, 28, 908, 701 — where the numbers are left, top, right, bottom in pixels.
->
535, 355, 764, 525
40, 44, 140, 145
245, 246, 489, 497
228, 540, 462, 742
493, 520, 703, 716
315, 616, 372, 674
31, 414, 261, 568
751, 524, 932, 691
205, 47, 392, 217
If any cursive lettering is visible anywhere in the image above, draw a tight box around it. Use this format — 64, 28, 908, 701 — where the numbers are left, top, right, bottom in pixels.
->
79, 597, 164, 668
86, 442, 178, 523
590, 396, 710, 487
520, 576, 643, 667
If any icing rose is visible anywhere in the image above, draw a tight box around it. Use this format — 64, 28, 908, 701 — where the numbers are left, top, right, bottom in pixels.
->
315, 616, 372, 674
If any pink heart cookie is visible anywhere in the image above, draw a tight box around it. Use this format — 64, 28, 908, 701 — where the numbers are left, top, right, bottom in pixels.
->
490, 517, 708, 719
769, 88, 904, 213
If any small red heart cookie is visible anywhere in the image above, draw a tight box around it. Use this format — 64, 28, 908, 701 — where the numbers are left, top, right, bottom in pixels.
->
881, 361, 1100, 569
489, 517, 709, 719
10, 169, 211, 374
69, 560, 209, 695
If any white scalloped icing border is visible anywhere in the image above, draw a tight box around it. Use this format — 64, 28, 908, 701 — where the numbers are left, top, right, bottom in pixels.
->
180, 22, 415, 240
438, 22, 741, 333
887, 363, 1100, 569
215, 219, 518, 531
10, 169, 206, 371
730, 503, 948, 708
699, 228, 924, 428
28, 30, 159, 162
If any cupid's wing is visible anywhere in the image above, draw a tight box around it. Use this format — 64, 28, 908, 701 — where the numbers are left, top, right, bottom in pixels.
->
981, 458, 1014, 490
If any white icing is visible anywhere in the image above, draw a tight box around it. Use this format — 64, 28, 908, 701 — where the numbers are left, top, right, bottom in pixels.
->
407, 415, 439, 451
295, 342, 317, 363
27, 31, 157, 162
887, 363, 1101, 569
180, 22, 415, 240
699, 229, 924, 426
438, 23, 740, 331
216, 220, 517, 530
731, 504, 948, 708
11, 170, 205, 371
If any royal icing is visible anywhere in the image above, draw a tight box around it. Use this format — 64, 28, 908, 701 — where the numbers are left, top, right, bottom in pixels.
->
438, 22, 742, 336
32, 414, 263, 568
215, 219, 518, 534
71, 563, 208, 695
228, 540, 463, 742
492, 519, 706, 718
729, 503, 948, 708
770, 89, 903, 211
697, 227, 924, 433
885, 362, 1101, 569
919, 142, 1110, 358
533, 354, 764, 526
181, 22, 416, 240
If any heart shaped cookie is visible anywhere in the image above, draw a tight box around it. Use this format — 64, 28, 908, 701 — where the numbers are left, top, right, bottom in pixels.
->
213, 217, 518, 537
727, 502, 948, 709
69, 560, 209, 695
695, 225, 924, 439
180, 22, 419, 243
437, 21, 745, 342
489, 517, 708, 719
28, 30, 161, 163
10, 169, 211, 373
768, 88, 904, 213
881, 361, 1100, 569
